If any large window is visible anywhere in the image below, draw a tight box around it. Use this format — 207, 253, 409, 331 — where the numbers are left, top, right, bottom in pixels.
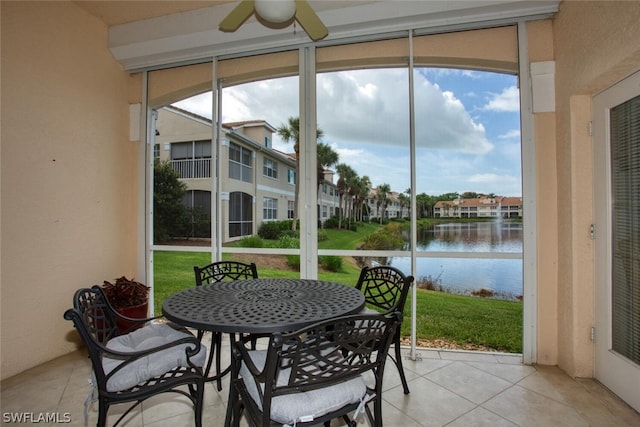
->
171, 140, 211, 179
263, 197, 277, 221
263, 158, 278, 179
288, 200, 295, 219
182, 190, 211, 238
229, 191, 253, 238
148, 25, 528, 355
229, 142, 253, 183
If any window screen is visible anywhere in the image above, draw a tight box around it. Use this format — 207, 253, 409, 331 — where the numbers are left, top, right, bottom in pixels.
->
611, 94, 640, 365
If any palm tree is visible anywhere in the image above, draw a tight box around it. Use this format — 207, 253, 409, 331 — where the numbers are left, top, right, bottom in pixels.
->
335, 163, 356, 229
317, 142, 339, 222
353, 175, 371, 222
375, 183, 391, 224
277, 117, 324, 231
398, 192, 410, 219
317, 142, 339, 189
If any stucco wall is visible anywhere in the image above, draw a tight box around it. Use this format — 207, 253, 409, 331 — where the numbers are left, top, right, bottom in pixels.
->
553, 0, 640, 377
1, 2, 136, 379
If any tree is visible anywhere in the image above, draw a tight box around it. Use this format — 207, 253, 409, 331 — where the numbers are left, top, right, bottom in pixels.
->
375, 183, 391, 224
398, 192, 410, 218
153, 160, 188, 243
353, 175, 371, 222
335, 163, 357, 229
277, 117, 324, 231
317, 142, 339, 192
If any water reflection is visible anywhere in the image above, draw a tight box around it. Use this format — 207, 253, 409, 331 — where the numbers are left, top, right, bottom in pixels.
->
418, 221, 523, 253
391, 221, 523, 300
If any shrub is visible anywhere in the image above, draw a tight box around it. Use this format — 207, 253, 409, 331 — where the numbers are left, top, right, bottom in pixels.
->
277, 234, 300, 268
258, 221, 283, 239
317, 229, 329, 242
361, 227, 403, 250
416, 275, 444, 291
237, 235, 264, 248
279, 229, 299, 239
472, 288, 496, 298
319, 255, 343, 272
323, 216, 339, 229
258, 220, 298, 239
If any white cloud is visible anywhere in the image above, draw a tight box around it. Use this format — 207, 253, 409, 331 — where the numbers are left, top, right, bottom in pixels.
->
172, 68, 520, 195
483, 85, 520, 112
499, 129, 521, 139
317, 69, 493, 155
173, 92, 213, 118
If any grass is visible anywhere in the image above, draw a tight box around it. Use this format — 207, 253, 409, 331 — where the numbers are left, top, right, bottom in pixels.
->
153, 251, 523, 353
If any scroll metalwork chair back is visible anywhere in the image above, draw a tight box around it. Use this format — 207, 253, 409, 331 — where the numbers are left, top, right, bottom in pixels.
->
226, 311, 401, 427
63, 286, 204, 427
355, 265, 414, 394
194, 260, 258, 286
193, 260, 258, 390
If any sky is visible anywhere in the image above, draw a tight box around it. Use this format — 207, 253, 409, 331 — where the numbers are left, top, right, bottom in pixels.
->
173, 67, 522, 197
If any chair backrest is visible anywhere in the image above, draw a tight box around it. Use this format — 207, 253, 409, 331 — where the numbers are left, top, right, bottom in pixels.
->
263, 311, 401, 405
355, 265, 414, 314
63, 286, 120, 384
193, 261, 258, 286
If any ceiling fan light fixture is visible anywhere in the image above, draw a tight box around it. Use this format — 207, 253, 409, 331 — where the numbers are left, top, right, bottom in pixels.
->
254, 0, 296, 24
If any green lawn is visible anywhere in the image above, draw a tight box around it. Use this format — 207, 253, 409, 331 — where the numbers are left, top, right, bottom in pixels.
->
153, 238, 523, 353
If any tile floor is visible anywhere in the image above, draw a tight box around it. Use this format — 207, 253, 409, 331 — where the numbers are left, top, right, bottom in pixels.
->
2, 336, 639, 427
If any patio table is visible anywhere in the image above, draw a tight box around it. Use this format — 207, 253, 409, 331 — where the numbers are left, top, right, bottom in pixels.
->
161, 278, 365, 335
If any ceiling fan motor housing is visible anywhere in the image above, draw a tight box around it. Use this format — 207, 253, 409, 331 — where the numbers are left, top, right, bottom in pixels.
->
254, 0, 296, 24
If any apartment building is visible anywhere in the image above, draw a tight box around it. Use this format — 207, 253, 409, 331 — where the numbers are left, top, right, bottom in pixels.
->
366, 189, 406, 220
434, 196, 523, 218
155, 106, 340, 242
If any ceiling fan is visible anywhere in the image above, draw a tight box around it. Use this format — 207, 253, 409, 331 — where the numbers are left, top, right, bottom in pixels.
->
219, 0, 328, 41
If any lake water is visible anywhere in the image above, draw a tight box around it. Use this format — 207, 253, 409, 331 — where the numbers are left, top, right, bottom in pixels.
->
389, 221, 523, 299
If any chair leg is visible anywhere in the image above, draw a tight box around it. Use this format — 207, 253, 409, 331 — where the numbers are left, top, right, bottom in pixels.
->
394, 336, 410, 394
194, 379, 204, 427
203, 335, 216, 380
226, 383, 243, 427
97, 400, 108, 427
215, 333, 223, 391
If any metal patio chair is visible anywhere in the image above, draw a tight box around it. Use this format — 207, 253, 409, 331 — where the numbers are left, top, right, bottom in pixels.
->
194, 260, 258, 390
64, 286, 205, 427
226, 311, 401, 427
356, 265, 414, 394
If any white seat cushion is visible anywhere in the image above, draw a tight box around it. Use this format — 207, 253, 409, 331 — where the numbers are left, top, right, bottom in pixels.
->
103, 322, 206, 392
239, 349, 368, 425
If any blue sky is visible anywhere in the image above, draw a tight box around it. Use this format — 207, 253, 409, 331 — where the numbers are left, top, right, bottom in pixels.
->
174, 68, 521, 197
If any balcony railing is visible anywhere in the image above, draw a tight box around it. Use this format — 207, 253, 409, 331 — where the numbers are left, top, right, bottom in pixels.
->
171, 158, 211, 179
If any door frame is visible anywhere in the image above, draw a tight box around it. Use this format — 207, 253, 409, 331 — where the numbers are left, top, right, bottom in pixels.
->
592, 70, 640, 413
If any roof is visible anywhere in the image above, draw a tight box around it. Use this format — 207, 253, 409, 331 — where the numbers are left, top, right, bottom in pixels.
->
434, 196, 522, 208
224, 120, 277, 133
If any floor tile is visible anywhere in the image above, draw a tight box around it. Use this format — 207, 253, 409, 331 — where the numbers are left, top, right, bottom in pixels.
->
465, 360, 537, 383
383, 377, 476, 426
446, 406, 519, 427
425, 361, 512, 404
2, 348, 640, 427
483, 385, 589, 427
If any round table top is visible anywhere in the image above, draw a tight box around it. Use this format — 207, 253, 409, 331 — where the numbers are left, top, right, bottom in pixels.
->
162, 278, 365, 334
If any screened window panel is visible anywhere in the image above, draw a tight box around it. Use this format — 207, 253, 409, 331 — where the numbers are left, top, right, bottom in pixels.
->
194, 140, 211, 158
171, 142, 191, 159
611, 94, 640, 365
229, 143, 241, 162
229, 192, 253, 238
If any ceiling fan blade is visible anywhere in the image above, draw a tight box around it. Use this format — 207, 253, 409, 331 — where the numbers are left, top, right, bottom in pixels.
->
219, 0, 256, 32
294, 0, 328, 41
